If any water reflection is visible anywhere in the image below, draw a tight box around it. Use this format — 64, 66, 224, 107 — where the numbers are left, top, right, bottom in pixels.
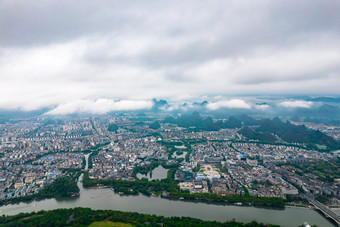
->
136, 166, 168, 180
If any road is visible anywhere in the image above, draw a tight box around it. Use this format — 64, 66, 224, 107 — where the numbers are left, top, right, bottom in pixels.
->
302, 194, 340, 226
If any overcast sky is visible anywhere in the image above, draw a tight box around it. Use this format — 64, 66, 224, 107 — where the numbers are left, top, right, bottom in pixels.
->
1, 0, 340, 113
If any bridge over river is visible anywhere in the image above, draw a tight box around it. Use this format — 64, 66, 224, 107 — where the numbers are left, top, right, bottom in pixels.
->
303, 194, 340, 226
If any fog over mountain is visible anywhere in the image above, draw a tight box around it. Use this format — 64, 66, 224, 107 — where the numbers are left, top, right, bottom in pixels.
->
1, 0, 339, 114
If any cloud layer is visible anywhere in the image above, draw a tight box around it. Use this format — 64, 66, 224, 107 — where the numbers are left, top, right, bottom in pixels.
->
0, 0, 339, 112
279, 100, 314, 108
207, 99, 251, 110
47, 99, 153, 115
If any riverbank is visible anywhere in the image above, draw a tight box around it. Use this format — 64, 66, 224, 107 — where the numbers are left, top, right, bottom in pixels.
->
84, 182, 311, 210
83, 173, 286, 208
0, 169, 81, 207
0, 180, 334, 227
285, 204, 312, 209
0, 207, 280, 227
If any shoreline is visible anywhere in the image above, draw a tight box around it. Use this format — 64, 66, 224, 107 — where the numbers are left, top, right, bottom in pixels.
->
3, 183, 338, 213
285, 205, 312, 210
83, 184, 340, 211
0, 187, 335, 227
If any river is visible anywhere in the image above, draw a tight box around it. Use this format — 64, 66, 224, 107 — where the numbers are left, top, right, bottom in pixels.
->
0, 153, 337, 227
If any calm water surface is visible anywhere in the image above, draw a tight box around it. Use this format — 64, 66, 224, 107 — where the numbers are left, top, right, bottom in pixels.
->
137, 166, 168, 180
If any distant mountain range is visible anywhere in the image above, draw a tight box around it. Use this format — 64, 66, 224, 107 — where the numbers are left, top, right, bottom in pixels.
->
1, 96, 340, 123
163, 112, 339, 150
290, 96, 340, 103
238, 117, 339, 150
238, 126, 277, 143
308, 97, 340, 103
153, 97, 340, 122
163, 112, 242, 131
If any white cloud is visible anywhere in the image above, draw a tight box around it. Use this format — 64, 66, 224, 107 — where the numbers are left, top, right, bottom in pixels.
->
255, 104, 270, 110
206, 99, 251, 110
0, 0, 339, 112
46, 99, 153, 114
279, 100, 313, 108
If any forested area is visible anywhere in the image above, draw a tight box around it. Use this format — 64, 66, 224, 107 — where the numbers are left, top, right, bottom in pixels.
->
38, 175, 79, 198
0, 207, 280, 227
